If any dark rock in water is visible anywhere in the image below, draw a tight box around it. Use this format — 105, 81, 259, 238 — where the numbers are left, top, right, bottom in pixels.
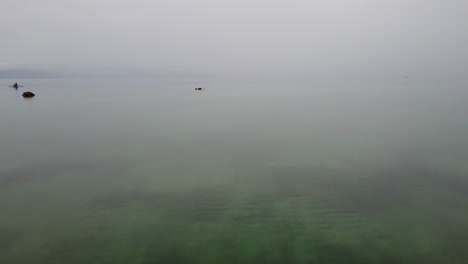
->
195, 87, 203, 90
22, 92, 35, 98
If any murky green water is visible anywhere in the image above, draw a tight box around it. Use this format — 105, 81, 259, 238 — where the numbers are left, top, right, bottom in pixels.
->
1, 79, 467, 263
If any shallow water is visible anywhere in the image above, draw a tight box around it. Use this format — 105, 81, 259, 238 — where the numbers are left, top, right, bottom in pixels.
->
1, 79, 467, 263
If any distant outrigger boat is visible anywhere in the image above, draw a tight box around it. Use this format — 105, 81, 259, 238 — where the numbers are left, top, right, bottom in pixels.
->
9, 82, 23, 89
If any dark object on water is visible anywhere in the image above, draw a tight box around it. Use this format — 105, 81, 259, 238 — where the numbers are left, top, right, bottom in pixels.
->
195, 88, 203, 90
9, 83, 22, 89
22, 92, 35, 98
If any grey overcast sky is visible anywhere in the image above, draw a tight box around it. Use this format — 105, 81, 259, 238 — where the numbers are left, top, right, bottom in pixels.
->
1, 0, 467, 77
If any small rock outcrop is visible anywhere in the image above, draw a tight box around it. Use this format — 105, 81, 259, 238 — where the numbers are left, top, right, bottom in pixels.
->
22, 92, 35, 98
195, 88, 203, 90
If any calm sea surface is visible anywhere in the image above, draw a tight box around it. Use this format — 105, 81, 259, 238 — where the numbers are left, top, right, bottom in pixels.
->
1, 79, 467, 263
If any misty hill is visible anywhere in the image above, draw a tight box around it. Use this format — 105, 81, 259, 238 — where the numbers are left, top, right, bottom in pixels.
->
0, 69, 64, 79
0, 68, 207, 79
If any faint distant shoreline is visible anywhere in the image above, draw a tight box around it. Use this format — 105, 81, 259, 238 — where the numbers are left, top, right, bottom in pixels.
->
0, 69, 64, 79
0, 68, 209, 79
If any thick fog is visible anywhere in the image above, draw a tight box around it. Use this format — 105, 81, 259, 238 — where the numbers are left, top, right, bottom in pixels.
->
1, 0, 467, 78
